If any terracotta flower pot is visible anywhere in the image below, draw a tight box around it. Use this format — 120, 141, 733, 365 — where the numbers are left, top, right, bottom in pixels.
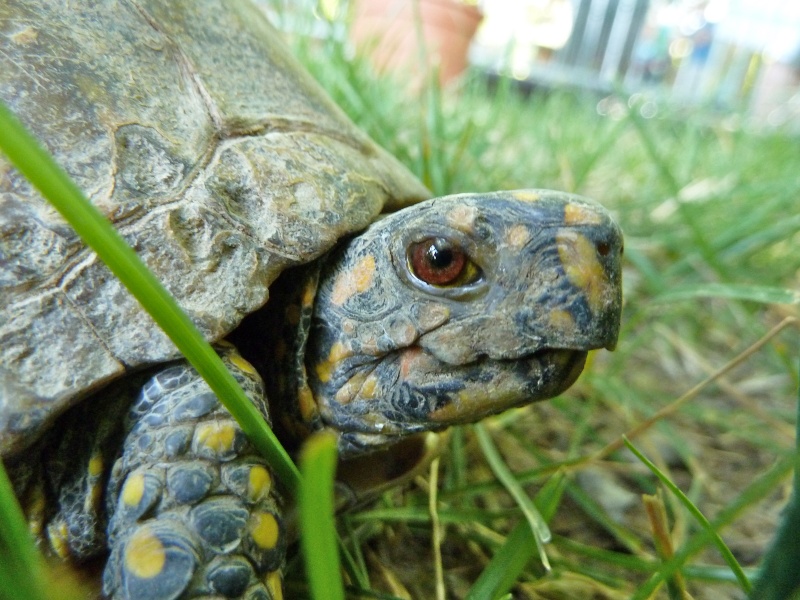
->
350, 0, 484, 87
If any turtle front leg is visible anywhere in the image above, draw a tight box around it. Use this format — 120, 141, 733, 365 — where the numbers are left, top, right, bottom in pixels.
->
103, 347, 285, 600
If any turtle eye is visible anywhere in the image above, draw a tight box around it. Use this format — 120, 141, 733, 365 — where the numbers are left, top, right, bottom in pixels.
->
407, 237, 481, 287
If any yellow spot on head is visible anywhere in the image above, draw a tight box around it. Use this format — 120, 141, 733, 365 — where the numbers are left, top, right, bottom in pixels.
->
250, 512, 280, 550
315, 341, 351, 384
266, 570, 284, 600
88, 453, 104, 477
564, 202, 603, 225
446, 205, 478, 232
556, 230, 609, 313
512, 190, 541, 202
195, 421, 237, 455
248, 466, 272, 502
229, 353, 257, 376
335, 372, 368, 405
122, 473, 145, 507
328, 341, 350, 363
331, 255, 376, 306
548, 309, 575, 332
315, 360, 333, 384
360, 373, 379, 399
505, 224, 531, 249
124, 528, 166, 579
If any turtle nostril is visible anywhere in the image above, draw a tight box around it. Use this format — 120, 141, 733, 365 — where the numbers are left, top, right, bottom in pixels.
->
596, 241, 611, 256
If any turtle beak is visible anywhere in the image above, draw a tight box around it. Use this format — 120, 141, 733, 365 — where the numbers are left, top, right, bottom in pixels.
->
552, 212, 623, 352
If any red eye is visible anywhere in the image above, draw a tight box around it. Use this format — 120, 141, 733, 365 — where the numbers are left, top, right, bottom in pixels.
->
408, 238, 469, 286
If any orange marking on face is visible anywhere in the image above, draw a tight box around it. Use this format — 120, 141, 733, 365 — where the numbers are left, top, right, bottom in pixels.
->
399, 347, 423, 379
331, 255, 376, 306
415, 303, 450, 330
564, 202, 603, 225
505, 224, 531, 249
315, 341, 351, 384
360, 373, 379, 399
335, 372, 367, 405
556, 230, 609, 314
548, 309, 575, 332
446, 205, 478, 232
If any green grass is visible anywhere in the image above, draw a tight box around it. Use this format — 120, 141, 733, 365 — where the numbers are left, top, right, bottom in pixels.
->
277, 7, 800, 599
2, 3, 799, 600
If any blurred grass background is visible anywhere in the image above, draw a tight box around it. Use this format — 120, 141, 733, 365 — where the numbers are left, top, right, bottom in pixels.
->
272, 4, 800, 599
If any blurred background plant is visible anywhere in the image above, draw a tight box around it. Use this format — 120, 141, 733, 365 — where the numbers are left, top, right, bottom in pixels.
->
259, 0, 800, 598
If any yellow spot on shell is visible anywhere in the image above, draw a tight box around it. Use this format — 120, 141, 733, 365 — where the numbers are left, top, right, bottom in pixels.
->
266, 570, 284, 600
250, 512, 280, 550
124, 528, 166, 579
505, 224, 531, 249
88, 453, 104, 477
512, 190, 541, 202
548, 309, 575, 331
331, 255, 376, 305
446, 205, 478, 232
195, 422, 237, 455
230, 353, 257, 376
47, 520, 70, 559
248, 466, 272, 502
122, 473, 145, 507
564, 202, 603, 225
556, 230, 609, 313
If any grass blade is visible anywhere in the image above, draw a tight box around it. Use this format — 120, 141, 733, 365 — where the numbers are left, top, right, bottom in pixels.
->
624, 436, 751, 592
657, 284, 800, 305
299, 431, 344, 600
0, 461, 47, 600
0, 99, 300, 493
475, 424, 552, 562
465, 472, 567, 600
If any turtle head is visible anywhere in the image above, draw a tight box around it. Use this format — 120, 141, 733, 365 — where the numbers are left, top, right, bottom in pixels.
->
306, 190, 622, 455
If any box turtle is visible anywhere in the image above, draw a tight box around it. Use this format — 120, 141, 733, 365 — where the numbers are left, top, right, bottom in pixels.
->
0, 1, 623, 598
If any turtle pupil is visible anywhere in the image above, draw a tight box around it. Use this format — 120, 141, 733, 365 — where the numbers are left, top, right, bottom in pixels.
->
426, 241, 453, 269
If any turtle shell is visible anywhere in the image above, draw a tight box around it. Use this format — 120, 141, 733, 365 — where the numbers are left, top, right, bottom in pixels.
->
0, 0, 429, 455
